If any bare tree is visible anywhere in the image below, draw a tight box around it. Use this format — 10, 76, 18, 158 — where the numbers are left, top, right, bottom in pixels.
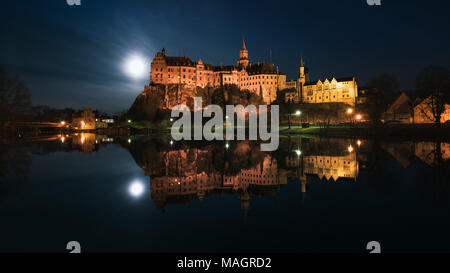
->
0, 66, 31, 126
416, 64, 450, 127
366, 73, 399, 126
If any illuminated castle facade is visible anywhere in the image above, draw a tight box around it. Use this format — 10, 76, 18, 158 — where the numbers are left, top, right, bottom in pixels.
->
285, 58, 358, 106
149, 40, 358, 105
149, 40, 286, 104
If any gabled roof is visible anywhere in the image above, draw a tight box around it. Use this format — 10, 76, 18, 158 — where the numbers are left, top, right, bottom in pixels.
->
246, 62, 277, 75
164, 56, 195, 67
212, 65, 235, 72
304, 76, 355, 86
386, 92, 411, 113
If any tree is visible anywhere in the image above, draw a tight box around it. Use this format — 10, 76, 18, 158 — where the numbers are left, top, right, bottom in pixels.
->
0, 66, 31, 126
195, 86, 213, 105
365, 73, 399, 125
212, 88, 226, 108
415, 64, 450, 126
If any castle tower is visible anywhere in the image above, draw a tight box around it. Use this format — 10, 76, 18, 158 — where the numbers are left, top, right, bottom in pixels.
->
299, 57, 306, 85
298, 57, 307, 103
237, 39, 249, 68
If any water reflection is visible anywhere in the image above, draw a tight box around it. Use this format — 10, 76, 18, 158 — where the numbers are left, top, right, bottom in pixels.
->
2, 134, 450, 209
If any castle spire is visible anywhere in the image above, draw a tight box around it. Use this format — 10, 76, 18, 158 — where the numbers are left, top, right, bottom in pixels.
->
238, 38, 249, 68
300, 56, 304, 67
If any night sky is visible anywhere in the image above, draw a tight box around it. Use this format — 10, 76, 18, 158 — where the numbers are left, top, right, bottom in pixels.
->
1, 0, 449, 114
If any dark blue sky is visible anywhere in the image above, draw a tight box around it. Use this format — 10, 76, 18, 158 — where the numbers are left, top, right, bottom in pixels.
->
1, 0, 449, 113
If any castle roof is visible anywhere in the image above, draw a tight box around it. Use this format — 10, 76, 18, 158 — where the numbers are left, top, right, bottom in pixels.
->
212, 65, 236, 72
164, 56, 195, 67
241, 39, 247, 50
246, 62, 277, 75
304, 76, 355, 86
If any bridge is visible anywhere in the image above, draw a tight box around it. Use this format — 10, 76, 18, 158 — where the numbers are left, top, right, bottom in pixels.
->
12, 122, 69, 128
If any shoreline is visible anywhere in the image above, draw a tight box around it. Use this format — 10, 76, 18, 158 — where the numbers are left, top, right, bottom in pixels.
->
3, 123, 450, 142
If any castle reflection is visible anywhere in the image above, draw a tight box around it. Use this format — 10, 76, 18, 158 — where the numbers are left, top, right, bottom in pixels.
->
124, 137, 364, 212
4, 134, 450, 209
123, 137, 449, 211
129, 141, 285, 213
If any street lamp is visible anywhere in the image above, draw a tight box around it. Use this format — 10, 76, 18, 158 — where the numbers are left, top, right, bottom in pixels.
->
347, 108, 353, 114
288, 110, 301, 129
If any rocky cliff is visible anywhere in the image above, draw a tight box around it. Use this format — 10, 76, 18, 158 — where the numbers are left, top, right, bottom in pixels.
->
128, 83, 264, 122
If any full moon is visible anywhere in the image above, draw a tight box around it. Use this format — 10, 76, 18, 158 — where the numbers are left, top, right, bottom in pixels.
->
129, 181, 145, 197
124, 55, 147, 79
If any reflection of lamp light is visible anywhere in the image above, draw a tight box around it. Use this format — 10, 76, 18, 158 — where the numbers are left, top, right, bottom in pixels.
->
129, 181, 144, 197
81, 135, 85, 144
225, 143, 229, 149
128, 138, 131, 143
60, 136, 65, 143
295, 150, 302, 156
348, 145, 354, 152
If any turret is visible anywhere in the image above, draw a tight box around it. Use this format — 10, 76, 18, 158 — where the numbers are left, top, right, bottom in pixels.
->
238, 39, 249, 68
299, 57, 305, 83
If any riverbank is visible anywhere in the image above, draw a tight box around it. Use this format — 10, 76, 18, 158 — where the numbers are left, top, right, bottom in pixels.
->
280, 124, 450, 141
4, 123, 450, 142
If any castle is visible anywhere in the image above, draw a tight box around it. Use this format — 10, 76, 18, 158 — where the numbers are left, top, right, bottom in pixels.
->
148, 40, 358, 105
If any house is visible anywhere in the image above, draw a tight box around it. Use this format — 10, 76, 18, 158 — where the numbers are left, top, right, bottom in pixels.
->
413, 96, 450, 124
72, 109, 96, 130
383, 92, 413, 123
